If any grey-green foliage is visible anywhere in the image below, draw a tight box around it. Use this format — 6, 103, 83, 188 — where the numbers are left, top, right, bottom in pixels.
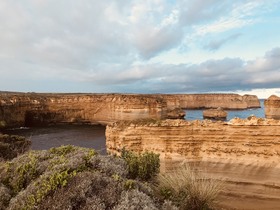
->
113, 189, 158, 210
0, 135, 31, 160
0, 145, 97, 209
0, 183, 11, 210
0, 145, 176, 210
121, 148, 160, 181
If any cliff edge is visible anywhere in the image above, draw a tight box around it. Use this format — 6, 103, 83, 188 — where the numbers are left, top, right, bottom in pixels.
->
106, 117, 280, 208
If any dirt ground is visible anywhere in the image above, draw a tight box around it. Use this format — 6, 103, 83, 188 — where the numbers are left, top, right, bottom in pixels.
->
216, 182, 280, 210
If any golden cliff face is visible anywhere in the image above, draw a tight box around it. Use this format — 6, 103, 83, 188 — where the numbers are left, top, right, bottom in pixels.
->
0, 93, 167, 127
159, 94, 260, 109
0, 92, 260, 127
106, 117, 280, 164
106, 117, 280, 204
265, 95, 280, 119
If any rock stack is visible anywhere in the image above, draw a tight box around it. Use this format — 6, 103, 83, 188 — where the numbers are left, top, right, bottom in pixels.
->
203, 107, 227, 120
264, 95, 280, 119
166, 108, 186, 119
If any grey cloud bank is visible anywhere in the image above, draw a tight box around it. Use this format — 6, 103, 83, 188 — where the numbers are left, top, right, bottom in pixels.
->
0, 0, 279, 96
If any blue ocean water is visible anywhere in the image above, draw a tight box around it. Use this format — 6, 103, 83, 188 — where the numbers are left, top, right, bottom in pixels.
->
184, 99, 265, 121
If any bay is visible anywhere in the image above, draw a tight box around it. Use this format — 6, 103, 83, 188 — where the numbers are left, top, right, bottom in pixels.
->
185, 99, 265, 121
3, 100, 265, 151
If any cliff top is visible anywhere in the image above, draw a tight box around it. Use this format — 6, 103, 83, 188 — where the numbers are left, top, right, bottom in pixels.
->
267, 95, 280, 100
109, 116, 280, 128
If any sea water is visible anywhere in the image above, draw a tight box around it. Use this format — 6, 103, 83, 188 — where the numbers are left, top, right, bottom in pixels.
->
3, 124, 106, 154
185, 99, 265, 121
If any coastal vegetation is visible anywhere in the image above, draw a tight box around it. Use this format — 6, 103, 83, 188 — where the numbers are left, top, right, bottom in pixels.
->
156, 165, 223, 210
0, 135, 222, 210
0, 135, 31, 161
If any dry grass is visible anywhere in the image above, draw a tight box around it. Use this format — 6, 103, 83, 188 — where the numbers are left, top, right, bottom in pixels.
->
156, 164, 223, 210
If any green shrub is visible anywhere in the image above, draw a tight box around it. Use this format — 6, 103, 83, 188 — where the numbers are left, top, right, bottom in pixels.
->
156, 164, 223, 210
0, 135, 31, 160
121, 148, 160, 181
49, 145, 76, 156
124, 179, 135, 190
0, 120, 6, 128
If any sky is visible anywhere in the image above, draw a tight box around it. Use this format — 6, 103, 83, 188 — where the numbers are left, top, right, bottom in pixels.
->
0, 0, 280, 98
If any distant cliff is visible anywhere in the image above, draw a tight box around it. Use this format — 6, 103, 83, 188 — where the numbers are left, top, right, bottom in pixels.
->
159, 94, 260, 109
0, 92, 260, 127
0, 93, 167, 127
265, 95, 280, 119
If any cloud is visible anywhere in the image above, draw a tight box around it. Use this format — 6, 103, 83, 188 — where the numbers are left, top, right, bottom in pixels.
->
82, 47, 280, 93
192, 1, 271, 36
204, 33, 242, 51
178, 0, 232, 25
0, 0, 279, 94
246, 48, 280, 73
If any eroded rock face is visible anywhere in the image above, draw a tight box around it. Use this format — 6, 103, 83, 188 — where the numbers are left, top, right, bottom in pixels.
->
264, 95, 280, 119
159, 94, 260, 109
203, 107, 227, 120
166, 108, 186, 119
0, 93, 167, 127
106, 118, 280, 204
0, 92, 260, 127
106, 117, 280, 163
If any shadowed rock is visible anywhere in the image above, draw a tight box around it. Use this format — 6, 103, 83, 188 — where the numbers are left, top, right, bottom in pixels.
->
166, 108, 186, 119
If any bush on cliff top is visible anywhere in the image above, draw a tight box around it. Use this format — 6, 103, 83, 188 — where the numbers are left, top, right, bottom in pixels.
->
0, 135, 31, 161
121, 148, 160, 181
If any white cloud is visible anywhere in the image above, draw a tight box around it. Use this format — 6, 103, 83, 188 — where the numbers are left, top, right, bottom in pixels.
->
0, 0, 279, 95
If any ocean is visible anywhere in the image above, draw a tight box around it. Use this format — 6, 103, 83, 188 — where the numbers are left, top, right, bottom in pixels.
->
185, 99, 265, 121
3, 100, 265, 151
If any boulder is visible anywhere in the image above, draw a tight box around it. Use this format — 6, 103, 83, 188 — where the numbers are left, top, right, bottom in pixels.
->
166, 108, 186, 119
203, 107, 227, 120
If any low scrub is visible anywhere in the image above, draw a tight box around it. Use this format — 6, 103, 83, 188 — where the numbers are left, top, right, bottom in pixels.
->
0, 145, 177, 210
0, 143, 221, 210
0, 135, 31, 161
121, 148, 160, 181
156, 164, 223, 210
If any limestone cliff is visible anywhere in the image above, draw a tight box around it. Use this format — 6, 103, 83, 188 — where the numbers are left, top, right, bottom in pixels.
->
0, 92, 260, 127
159, 94, 260, 109
264, 95, 280, 119
106, 117, 280, 205
0, 93, 167, 127
106, 117, 280, 164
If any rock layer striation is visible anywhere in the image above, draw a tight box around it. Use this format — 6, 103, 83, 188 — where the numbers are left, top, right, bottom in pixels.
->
264, 95, 280, 119
0, 93, 167, 127
106, 117, 280, 207
203, 108, 227, 120
0, 92, 260, 127
159, 94, 260, 109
